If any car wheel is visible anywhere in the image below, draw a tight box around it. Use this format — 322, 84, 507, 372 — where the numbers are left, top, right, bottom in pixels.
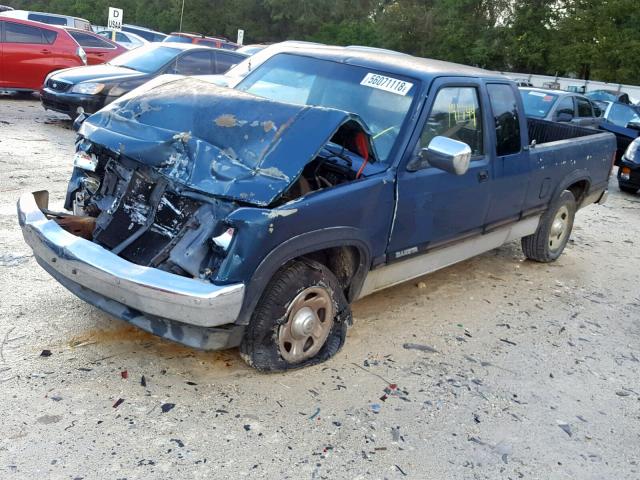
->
618, 182, 638, 194
522, 190, 576, 263
240, 259, 350, 372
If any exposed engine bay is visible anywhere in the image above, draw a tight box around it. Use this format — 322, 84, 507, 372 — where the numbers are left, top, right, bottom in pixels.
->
58, 132, 366, 280
48, 78, 381, 282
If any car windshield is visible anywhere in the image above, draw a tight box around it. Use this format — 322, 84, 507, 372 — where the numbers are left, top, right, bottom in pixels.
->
108, 44, 181, 73
520, 90, 558, 118
236, 53, 417, 162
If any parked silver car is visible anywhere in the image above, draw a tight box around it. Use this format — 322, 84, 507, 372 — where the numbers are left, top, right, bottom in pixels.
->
96, 30, 148, 50
520, 87, 602, 128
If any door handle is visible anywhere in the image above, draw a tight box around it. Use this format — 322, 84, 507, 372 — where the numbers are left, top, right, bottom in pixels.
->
478, 170, 489, 182
41, 49, 51, 54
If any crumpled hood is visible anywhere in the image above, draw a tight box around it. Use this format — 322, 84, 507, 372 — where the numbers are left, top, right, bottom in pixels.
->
79, 77, 373, 206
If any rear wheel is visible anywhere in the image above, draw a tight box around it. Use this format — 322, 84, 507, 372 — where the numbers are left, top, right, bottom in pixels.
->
522, 190, 576, 263
240, 259, 349, 371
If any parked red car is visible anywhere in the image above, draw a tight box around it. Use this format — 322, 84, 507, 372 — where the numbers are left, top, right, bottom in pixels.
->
65, 28, 126, 65
0, 17, 87, 91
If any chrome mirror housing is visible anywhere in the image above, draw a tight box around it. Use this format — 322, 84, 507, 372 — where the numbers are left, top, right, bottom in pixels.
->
410, 136, 472, 175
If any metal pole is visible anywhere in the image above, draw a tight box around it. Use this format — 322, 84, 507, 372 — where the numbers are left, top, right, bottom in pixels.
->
179, 0, 185, 31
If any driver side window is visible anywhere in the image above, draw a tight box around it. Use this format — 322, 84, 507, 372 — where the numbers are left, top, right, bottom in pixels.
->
420, 86, 483, 156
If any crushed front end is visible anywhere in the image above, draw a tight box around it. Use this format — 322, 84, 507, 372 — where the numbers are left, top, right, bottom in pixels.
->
17, 186, 246, 350
18, 77, 377, 350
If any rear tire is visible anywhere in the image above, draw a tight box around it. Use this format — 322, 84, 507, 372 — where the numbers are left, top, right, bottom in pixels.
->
522, 190, 576, 263
240, 259, 350, 372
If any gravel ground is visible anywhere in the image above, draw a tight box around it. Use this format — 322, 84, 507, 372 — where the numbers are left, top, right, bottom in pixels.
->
0, 94, 639, 480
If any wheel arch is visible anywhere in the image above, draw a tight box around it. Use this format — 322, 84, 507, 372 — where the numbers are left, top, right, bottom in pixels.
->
552, 170, 592, 206
235, 227, 373, 325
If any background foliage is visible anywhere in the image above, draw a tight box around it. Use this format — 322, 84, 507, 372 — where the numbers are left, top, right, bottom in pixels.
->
5, 0, 640, 83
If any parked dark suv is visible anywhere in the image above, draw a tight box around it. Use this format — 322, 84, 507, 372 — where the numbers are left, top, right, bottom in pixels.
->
520, 88, 601, 128
598, 100, 640, 162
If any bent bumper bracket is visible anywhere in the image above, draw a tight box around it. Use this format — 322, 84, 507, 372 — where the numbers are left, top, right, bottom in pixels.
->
17, 191, 245, 329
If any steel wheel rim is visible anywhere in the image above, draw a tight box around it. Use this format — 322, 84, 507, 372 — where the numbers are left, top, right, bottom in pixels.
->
549, 205, 570, 252
278, 286, 334, 364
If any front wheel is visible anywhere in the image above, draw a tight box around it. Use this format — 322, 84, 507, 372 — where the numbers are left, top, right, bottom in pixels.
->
240, 259, 349, 371
522, 190, 576, 263
618, 182, 638, 194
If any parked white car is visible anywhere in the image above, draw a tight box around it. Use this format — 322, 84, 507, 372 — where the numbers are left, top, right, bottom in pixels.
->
96, 30, 148, 50
0, 9, 91, 31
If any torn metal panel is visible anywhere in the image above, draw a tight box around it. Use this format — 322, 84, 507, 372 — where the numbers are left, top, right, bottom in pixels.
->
79, 77, 377, 206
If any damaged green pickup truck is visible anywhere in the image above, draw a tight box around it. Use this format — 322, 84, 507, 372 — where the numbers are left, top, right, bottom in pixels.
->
18, 46, 615, 371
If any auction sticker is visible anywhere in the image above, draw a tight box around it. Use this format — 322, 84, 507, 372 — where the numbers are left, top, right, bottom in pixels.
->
360, 73, 413, 96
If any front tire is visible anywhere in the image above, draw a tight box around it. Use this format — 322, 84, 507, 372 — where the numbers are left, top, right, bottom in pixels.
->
240, 259, 349, 372
522, 190, 576, 262
618, 182, 638, 194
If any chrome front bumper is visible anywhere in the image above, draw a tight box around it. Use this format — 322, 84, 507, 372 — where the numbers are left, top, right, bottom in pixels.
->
17, 191, 245, 329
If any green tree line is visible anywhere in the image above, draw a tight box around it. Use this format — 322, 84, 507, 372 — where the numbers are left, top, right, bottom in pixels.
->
6, 0, 640, 84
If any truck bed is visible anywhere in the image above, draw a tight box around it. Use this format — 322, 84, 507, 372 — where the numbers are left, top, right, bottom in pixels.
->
524, 118, 616, 212
527, 117, 600, 145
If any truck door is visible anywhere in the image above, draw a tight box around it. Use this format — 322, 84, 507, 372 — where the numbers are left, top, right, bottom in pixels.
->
483, 82, 530, 228
388, 78, 492, 258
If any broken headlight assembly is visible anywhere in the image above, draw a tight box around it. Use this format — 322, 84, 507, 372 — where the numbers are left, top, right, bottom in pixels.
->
61, 149, 238, 281
212, 227, 235, 251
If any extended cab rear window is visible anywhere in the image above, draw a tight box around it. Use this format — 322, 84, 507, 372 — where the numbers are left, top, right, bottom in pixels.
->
487, 83, 522, 156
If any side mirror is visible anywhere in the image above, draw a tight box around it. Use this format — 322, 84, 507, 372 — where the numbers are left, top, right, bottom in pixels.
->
408, 136, 471, 175
556, 112, 573, 122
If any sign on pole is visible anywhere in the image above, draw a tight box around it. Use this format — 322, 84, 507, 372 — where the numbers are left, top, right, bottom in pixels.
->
108, 7, 123, 41
237, 29, 244, 46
